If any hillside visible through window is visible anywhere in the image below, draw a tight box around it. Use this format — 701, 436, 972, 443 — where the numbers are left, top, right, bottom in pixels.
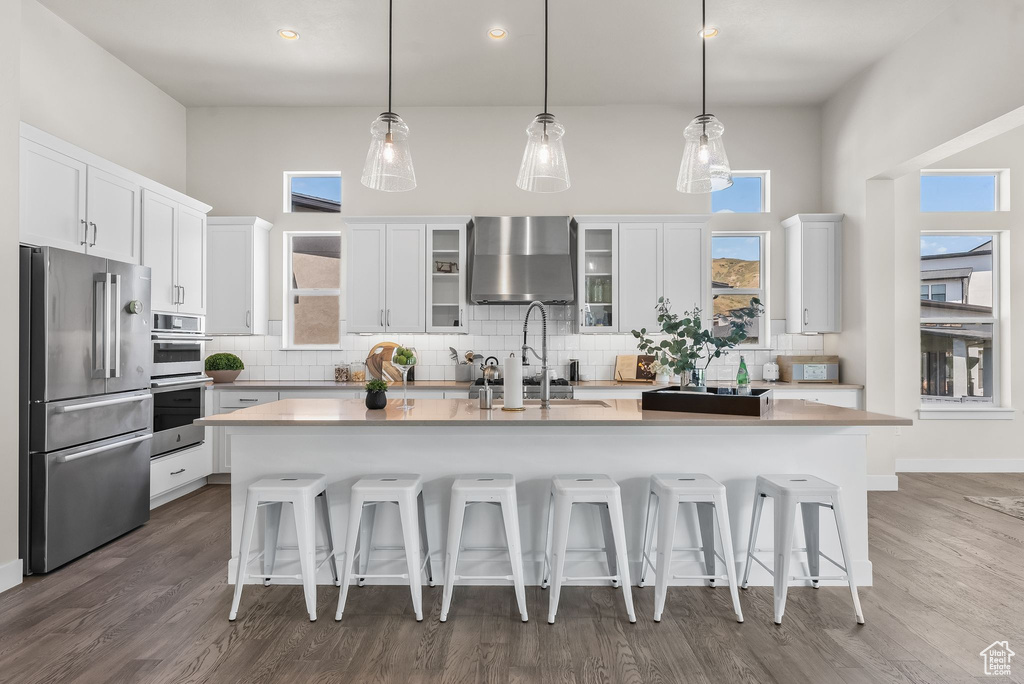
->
711, 235, 762, 344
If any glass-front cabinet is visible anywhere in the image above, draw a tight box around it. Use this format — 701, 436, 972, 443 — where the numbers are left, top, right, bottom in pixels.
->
426, 223, 468, 333
576, 222, 619, 332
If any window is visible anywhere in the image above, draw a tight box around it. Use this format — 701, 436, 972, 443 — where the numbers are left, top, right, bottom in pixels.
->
920, 170, 1007, 212
284, 232, 342, 347
711, 233, 766, 345
284, 172, 341, 213
711, 171, 769, 213
919, 234, 999, 406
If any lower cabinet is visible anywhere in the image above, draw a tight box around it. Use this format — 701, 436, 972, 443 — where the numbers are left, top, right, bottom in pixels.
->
151, 443, 212, 501
211, 390, 280, 473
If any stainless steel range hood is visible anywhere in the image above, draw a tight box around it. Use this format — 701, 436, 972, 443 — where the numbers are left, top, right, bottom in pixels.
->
467, 216, 577, 304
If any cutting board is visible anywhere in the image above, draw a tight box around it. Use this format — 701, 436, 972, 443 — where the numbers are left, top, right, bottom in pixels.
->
614, 354, 657, 382
366, 342, 404, 384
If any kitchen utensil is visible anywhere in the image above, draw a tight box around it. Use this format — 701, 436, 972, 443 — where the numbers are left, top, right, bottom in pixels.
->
449, 347, 460, 362
614, 355, 657, 383
479, 383, 493, 410
365, 343, 403, 384
480, 356, 501, 383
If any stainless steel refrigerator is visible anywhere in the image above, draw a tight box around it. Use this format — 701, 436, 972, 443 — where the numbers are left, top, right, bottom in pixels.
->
19, 246, 154, 574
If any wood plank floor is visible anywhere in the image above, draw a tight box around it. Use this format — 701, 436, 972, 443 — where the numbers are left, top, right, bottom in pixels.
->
1, 473, 1022, 683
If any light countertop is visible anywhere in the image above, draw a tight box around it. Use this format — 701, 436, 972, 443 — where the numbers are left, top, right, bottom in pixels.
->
209, 379, 864, 391
196, 397, 907, 428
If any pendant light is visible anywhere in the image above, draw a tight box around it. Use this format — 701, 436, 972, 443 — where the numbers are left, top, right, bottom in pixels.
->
361, 0, 416, 192
516, 0, 570, 193
676, 0, 732, 193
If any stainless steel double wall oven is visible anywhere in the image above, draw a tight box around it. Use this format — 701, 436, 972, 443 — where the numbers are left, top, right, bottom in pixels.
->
151, 313, 209, 458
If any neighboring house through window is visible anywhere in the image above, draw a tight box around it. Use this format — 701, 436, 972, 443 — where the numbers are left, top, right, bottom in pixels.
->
284, 172, 342, 213
284, 232, 342, 348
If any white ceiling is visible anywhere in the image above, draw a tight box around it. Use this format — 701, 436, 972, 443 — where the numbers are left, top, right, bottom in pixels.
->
38, 0, 955, 108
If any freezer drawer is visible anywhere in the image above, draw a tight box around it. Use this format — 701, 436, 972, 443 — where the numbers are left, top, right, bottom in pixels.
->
27, 431, 152, 573
31, 390, 152, 453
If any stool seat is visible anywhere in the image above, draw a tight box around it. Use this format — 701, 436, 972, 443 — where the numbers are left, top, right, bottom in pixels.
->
248, 474, 327, 500
552, 474, 619, 496
755, 474, 838, 498
353, 474, 423, 495
651, 473, 725, 497
451, 473, 515, 496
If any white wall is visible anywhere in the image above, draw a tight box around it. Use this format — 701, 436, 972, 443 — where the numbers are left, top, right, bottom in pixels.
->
1, 0, 22, 593
19, 0, 187, 190
187, 104, 821, 320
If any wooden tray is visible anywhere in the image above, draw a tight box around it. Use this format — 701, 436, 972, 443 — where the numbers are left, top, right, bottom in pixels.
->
641, 386, 773, 417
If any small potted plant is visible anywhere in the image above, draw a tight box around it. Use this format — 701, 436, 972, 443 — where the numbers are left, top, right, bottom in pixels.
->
205, 352, 244, 383
365, 378, 389, 410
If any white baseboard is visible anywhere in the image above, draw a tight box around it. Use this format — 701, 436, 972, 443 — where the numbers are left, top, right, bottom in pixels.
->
0, 559, 23, 595
866, 475, 899, 491
150, 477, 208, 509
895, 458, 1024, 473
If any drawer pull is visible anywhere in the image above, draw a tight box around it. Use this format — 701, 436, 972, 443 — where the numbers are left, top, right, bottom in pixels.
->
238, 398, 258, 402
170, 468, 186, 475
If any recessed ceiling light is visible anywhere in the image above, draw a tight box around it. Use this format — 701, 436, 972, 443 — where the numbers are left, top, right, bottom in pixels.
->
488, 27, 508, 40
699, 26, 719, 38
278, 29, 300, 40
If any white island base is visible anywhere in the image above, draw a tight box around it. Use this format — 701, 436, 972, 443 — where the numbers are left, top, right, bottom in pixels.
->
206, 399, 898, 590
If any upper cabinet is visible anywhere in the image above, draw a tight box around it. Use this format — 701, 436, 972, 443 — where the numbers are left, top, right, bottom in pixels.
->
85, 166, 140, 263
576, 222, 618, 333
784, 213, 843, 334
206, 217, 271, 335
426, 223, 467, 333
20, 140, 88, 254
142, 189, 207, 316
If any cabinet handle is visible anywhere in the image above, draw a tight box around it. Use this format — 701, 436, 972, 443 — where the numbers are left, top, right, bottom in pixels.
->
245, 310, 251, 329
80, 219, 88, 246
804, 308, 809, 326
89, 222, 98, 247
386, 309, 391, 326
459, 308, 463, 326
238, 398, 258, 402
170, 468, 186, 475
379, 309, 384, 326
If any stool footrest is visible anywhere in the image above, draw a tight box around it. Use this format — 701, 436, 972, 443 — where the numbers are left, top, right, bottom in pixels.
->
249, 573, 302, 580
355, 573, 410, 580
672, 574, 729, 581
562, 575, 621, 582
791, 574, 847, 581
454, 574, 514, 581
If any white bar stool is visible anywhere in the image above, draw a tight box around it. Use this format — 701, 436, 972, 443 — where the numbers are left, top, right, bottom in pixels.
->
740, 474, 864, 625
335, 474, 434, 622
229, 473, 338, 622
637, 474, 743, 623
440, 474, 528, 623
540, 474, 636, 624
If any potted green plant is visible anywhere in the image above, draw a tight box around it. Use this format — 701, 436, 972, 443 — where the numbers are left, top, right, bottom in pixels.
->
205, 352, 244, 384
365, 378, 389, 410
631, 296, 763, 389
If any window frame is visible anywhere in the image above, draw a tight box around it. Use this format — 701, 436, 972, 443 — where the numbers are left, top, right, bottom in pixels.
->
283, 171, 343, 214
282, 230, 343, 350
711, 170, 771, 214
918, 231, 1007, 416
710, 231, 769, 348
920, 169, 1010, 212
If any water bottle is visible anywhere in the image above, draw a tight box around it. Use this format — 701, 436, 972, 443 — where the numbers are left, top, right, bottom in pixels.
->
736, 355, 750, 395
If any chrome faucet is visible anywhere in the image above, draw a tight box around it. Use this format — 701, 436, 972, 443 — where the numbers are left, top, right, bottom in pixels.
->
522, 301, 550, 409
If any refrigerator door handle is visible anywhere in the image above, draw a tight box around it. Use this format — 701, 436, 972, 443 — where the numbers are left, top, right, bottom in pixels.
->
94, 273, 110, 378
55, 393, 150, 413
57, 433, 152, 464
112, 273, 122, 378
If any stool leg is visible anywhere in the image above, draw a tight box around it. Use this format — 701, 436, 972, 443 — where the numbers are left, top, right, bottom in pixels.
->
229, 493, 260, 621
800, 502, 820, 588
607, 493, 637, 624
500, 489, 529, 622
440, 494, 467, 623
653, 496, 677, 622
398, 493, 425, 621
293, 498, 318, 621
598, 503, 619, 587
638, 489, 658, 588
713, 494, 744, 623
740, 492, 765, 590
356, 502, 377, 587
540, 490, 555, 589
335, 495, 364, 621
546, 497, 573, 624
696, 502, 716, 587
773, 496, 798, 625
417, 491, 435, 588
317, 492, 340, 587
831, 493, 865, 625
263, 502, 283, 587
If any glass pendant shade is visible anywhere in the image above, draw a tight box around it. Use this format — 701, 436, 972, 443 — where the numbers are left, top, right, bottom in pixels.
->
361, 112, 416, 192
676, 113, 733, 193
516, 113, 570, 193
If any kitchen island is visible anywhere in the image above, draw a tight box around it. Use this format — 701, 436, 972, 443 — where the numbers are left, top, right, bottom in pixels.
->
198, 398, 909, 588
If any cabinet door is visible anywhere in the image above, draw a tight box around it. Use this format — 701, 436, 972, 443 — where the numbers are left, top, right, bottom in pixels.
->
347, 223, 387, 333
176, 206, 207, 315
426, 223, 467, 333
662, 222, 707, 315
578, 223, 618, 332
386, 224, 426, 332
86, 166, 140, 264
206, 225, 252, 334
801, 222, 837, 332
20, 139, 87, 252
142, 191, 178, 313
618, 223, 662, 334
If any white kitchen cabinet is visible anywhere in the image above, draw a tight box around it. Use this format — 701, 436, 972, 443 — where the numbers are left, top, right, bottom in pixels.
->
576, 221, 618, 332
426, 223, 467, 333
347, 223, 387, 333
143, 189, 208, 315
85, 166, 140, 264
784, 214, 843, 334
210, 390, 280, 473
206, 217, 271, 334
151, 443, 212, 500
20, 139, 88, 253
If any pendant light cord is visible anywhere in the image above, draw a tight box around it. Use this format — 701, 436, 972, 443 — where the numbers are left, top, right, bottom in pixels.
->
544, 0, 548, 115
387, 0, 393, 135
701, 0, 706, 118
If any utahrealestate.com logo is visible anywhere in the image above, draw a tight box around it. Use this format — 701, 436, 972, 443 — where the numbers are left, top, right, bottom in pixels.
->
980, 641, 1015, 676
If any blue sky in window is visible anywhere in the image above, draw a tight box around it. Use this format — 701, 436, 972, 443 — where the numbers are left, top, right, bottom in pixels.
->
291, 176, 341, 202
711, 175, 762, 213
920, 174, 996, 212
712, 235, 760, 261
920, 235, 990, 256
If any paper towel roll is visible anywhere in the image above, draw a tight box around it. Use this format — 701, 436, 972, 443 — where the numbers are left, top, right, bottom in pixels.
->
504, 353, 523, 409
